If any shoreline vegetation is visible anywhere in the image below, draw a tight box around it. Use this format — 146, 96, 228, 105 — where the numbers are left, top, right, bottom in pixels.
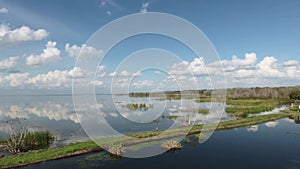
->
1, 110, 299, 168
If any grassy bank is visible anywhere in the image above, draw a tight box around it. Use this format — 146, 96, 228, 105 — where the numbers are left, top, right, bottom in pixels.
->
0, 112, 292, 168
225, 99, 290, 117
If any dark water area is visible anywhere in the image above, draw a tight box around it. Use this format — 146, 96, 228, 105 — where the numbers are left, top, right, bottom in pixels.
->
24, 118, 300, 169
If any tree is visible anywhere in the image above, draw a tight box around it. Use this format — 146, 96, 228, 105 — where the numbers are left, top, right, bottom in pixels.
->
290, 90, 300, 101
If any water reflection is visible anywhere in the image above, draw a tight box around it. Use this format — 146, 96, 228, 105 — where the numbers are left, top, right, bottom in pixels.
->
246, 125, 259, 132
0, 95, 286, 146
23, 118, 300, 169
265, 121, 279, 128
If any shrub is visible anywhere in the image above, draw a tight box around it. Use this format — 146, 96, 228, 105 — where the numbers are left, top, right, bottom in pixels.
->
6, 131, 55, 153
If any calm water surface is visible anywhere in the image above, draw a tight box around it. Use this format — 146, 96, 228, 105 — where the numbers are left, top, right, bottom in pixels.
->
24, 118, 300, 169
0, 95, 232, 146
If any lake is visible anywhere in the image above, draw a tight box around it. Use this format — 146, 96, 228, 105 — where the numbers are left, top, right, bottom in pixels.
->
22, 118, 300, 169
1, 95, 294, 168
0, 95, 234, 147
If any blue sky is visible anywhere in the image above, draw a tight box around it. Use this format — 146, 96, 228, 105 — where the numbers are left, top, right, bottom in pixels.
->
0, 0, 300, 94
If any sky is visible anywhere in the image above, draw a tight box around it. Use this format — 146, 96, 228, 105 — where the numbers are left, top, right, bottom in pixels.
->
0, 0, 300, 94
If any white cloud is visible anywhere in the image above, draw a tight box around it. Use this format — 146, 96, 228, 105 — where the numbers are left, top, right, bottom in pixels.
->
222, 53, 257, 72
102, 0, 123, 9
189, 57, 208, 76
27, 67, 90, 88
26, 41, 61, 67
256, 56, 284, 78
0, 66, 101, 88
169, 61, 190, 75
283, 60, 299, 67
4, 73, 29, 87
91, 80, 104, 86
0, 24, 48, 45
140, 2, 150, 13
0, 56, 19, 71
65, 43, 103, 59
0, 8, 8, 14
132, 80, 155, 88
108, 70, 141, 77
167, 53, 300, 88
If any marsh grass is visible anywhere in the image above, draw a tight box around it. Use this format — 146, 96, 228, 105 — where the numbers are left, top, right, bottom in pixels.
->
225, 99, 290, 117
6, 131, 55, 153
162, 115, 178, 120
198, 109, 209, 115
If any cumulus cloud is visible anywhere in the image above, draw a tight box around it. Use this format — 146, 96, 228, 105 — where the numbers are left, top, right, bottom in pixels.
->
256, 56, 284, 78
132, 80, 155, 88
27, 67, 90, 88
167, 53, 300, 88
0, 8, 8, 14
65, 43, 103, 59
0, 24, 48, 45
222, 53, 257, 72
140, 2, 150, 13
108, 70, 142, 77
0, 56, 19, 71
0, 66, 104, 88
26, 41, 61, 67
4, 73, 29, 87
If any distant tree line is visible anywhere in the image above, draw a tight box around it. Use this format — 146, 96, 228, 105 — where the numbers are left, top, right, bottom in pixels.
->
290, 90, 300, 101
129, 86, 300, 99
226, 86, 300, 99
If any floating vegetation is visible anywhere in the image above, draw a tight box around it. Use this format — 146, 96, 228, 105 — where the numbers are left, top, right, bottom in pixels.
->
197, 133, 206, 142
198, 109, 209, 115
161, 140, 182, 151
162, 115, 178, 119
108, 144, 125, 157
126, 103, 153, 111
152, 119, 160, 123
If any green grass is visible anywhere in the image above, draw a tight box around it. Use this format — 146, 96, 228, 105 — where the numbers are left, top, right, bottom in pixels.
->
162, 115, 178, 119
225, 99, 290, 117
0, 141, 98, 168
198, 109, 209, 115
195, 97, 212, 102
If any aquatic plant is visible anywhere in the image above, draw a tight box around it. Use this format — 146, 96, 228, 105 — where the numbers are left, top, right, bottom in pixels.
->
126, 103, 153, 111
108, 144, 125, 157
161, 140, 182, 151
